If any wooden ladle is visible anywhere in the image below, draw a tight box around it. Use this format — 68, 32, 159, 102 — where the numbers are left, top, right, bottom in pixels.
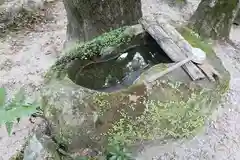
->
146, 48, 207, 83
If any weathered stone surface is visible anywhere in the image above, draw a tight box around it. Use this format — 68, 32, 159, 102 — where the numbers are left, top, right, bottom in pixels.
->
234, 10, 240, 25
45, 24, 147, 81
41, 78, 99, 150
41, 24, 230, 154
21, 121, 61, 160
23, 133, 60, 160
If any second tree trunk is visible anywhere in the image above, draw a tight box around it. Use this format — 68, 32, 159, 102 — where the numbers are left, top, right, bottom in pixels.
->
63, 0, 142, 45
188, 0, 239, 39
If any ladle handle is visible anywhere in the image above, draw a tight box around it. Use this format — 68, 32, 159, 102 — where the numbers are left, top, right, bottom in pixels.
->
146, 56, 193, 83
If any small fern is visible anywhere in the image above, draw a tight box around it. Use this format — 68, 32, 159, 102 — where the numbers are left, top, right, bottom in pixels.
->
0, 88, 38, 135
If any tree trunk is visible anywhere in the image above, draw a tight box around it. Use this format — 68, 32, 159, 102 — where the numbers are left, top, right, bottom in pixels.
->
234, 9, 240, 25
63, 0, 142, 46
188, 0, 239, 39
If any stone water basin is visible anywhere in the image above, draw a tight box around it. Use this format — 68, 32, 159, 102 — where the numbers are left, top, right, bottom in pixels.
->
67, 35, 172, 92
41, 24, 230, 154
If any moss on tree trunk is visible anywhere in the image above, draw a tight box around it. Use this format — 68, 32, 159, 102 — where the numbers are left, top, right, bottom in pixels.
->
188, 0, 239, 39
63, 0, 142, 47
234, 9, 240, 25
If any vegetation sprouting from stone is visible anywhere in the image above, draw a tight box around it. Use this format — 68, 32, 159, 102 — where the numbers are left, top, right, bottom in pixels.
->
106, 81, 220, 146
45, 26, 133, 80
179, 26, 230, 93
73, 141, 133, 160
179, 27, 215, 57
94, 27, 230, 147
105, 140, 133, 160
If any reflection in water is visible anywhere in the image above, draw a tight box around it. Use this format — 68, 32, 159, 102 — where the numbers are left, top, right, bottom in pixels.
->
69, 40, 172, 92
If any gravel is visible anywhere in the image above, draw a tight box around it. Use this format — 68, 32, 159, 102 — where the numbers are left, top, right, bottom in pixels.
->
0, 1, 66, 159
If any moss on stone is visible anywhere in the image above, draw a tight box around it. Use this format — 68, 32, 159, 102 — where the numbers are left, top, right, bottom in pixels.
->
179, 26, 230, 93
45, 26, 134, 81
43, 67, 229, 149
103, 45, 229, 146
41, 24, 230, 152
92, 92, 119, 116
218, 78, 230, 94
89, 84, 148, 129
187, 0, 238, 39
107, 80, 223, 146
178, 27, 215, 57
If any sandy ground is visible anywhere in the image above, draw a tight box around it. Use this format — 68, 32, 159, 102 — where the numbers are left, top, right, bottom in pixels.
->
0, 1, 66, 159
0, 0, 240, 159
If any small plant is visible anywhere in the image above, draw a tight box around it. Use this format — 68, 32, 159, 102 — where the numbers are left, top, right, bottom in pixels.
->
106, 141, 133, 160
0, 88, 39, 135
45, 26, 133, 80
72, 140, 133, 160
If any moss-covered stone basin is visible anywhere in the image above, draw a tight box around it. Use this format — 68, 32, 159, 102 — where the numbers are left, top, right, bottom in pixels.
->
67, 40, 172, 92
41, 24, 230, 154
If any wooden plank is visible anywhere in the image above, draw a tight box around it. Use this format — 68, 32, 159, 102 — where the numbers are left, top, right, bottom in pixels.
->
182, 62, 205, 81
197, 60, 222, 82
156, 17, 193, 57
154, 17, 205, 80
139, 16, 205, 81
139, 17, 184, 62
146, 57, 192, 83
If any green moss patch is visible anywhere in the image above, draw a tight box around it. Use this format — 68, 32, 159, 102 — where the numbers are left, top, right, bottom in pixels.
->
179, 27, 215, 57
105, 27, 231, 145
42, 69, 229, 151
89, 84, 148, 132
45, 26, 134, 81
107, 81, 220, 145
42, 25, 230, 152
179, 26, 230, 93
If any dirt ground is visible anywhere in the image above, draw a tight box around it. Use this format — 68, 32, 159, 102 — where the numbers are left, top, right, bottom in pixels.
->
0, 0, 240, 159
0, 1, 66, 159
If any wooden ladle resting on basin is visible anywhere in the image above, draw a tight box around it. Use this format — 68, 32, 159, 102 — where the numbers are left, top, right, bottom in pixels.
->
145, 48, 221, 83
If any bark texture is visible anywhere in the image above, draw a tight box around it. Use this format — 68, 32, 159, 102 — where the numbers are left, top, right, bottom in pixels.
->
63, 0, 142, 45
188, 0, 239, 39
234, 9, 240, 25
